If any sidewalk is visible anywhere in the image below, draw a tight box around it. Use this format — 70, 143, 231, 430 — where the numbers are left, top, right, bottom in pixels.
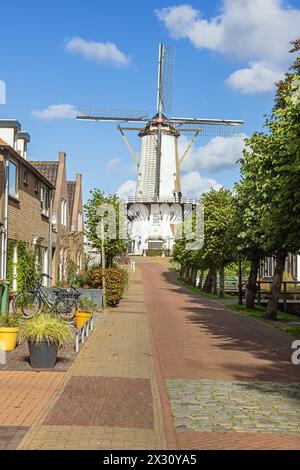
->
0, 269, 166, 450
1, 261, 300, 450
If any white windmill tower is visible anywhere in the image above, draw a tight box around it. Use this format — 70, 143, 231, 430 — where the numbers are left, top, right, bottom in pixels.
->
77, 44, 243, 255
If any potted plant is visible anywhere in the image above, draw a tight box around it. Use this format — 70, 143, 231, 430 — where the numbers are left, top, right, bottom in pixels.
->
0, 313, 20, 351
19, 314, 73, 369
75, 297, 97, 329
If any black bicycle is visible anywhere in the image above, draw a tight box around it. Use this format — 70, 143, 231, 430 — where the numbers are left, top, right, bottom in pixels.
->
12, 274, 81, 323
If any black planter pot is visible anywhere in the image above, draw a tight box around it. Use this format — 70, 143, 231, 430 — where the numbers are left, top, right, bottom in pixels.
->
28, 341, 58, 369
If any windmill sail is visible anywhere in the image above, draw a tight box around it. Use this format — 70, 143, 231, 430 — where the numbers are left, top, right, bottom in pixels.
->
157, 44, 175, 117
77, 106, 149, 123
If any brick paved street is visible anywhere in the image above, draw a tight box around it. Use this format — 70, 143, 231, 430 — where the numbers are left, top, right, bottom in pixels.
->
140, 262, 300, 450
1, 261, 300, 450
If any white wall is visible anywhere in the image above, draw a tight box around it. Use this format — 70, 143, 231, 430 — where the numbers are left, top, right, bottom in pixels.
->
159, 133, 178, 199
0, 128, 15, 147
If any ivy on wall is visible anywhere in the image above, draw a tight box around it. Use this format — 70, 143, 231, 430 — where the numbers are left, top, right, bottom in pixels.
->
16, 241, 36, 292
7, 241, 14, 284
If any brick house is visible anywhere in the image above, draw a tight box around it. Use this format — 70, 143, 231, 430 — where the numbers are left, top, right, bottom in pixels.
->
0, 120, 55, 290
31, 154, 84, 286
67, 174, 84, 273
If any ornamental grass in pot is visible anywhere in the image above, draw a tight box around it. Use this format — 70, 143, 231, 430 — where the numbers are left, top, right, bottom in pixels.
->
19, 314, 73, 369
0, 314, 20, 351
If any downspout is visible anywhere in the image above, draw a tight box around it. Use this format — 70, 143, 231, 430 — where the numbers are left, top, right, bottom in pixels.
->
1, 151, 9, 279
48, 189, 53, 288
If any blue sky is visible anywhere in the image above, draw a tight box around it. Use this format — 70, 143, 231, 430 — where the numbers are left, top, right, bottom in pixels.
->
1, 0, 300, 201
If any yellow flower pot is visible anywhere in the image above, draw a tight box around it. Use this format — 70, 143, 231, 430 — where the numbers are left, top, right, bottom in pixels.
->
75, 311, 91, 329
0, 327, 19, 351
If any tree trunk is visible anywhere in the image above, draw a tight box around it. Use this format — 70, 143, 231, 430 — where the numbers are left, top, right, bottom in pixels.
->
203, 267, 214, 292
193, 268, 199, 287
192, 267, 197, 287
219, 265, 225, 298
188, 266, 195, 285
184, 263, 190, 282
212, 268, 217, 295
198, 269, 204, 289
265, 251, 286, 320
180, 264, 185, 280
204, 266, 217, 293
246, 254, 260, 309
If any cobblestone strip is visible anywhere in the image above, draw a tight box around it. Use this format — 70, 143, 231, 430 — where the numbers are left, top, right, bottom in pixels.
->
166, 379, 300, 435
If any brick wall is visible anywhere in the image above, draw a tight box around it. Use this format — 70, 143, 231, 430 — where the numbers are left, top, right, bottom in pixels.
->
0, 153, 50, 247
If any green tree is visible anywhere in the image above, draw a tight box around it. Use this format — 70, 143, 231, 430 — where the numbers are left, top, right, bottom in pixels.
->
238, 39, 300, 318
84, 190, 127, 267
173, 188, 237, 298
201, 188, 237, 298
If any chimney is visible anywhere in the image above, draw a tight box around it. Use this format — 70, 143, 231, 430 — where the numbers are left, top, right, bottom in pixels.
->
76, 173, 82, 186
16, 131, 30, 159
59, 151, 66, 164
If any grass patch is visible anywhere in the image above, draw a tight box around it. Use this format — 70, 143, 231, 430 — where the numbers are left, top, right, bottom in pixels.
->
179, 278, 232, 300
229, 304, 300, 339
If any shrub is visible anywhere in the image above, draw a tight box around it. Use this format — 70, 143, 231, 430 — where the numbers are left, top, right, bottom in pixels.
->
16, 241, 36, 292
19, 314, 73, 347
0, 313, 20, 327
77, 297, 97, 313
85, 267, 128, 306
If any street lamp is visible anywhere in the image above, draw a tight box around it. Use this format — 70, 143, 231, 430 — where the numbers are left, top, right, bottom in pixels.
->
100, 217, 107, 310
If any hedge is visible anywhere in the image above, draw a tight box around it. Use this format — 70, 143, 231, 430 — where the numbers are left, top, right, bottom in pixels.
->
85, 267, 128, 307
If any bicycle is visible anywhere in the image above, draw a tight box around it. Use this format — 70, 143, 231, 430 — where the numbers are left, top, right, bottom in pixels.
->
12, 274, 81, 323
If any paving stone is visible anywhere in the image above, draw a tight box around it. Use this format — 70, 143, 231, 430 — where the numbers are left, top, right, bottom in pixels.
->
43, 375, 154, 428
166, 379, 300, 434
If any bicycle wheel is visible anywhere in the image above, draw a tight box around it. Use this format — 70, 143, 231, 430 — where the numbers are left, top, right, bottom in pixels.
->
12, 292, 41, 318
56, 298, 77, 323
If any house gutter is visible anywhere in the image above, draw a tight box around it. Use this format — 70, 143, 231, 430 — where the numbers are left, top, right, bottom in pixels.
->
48, 189, 53, 287
1, 150, 9, 279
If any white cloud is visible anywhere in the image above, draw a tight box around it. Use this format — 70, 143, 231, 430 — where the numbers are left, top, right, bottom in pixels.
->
32, 104, 77, 120
156, 0, 300, 93
116, 179, 136, 198
0, 80, 6, 104
65, 37, 130, 66
181, 171, 222, 197
106, 157, 136, 175
179, 133, 247, 172
107, 157, 123, 172
226, 62, 283, 94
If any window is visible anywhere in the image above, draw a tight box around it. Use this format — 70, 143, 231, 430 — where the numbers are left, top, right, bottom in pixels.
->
23, 169, 28, 185
61, 198, 67, 226
34, 178, 39, 193
40, 185, 49, 215
8, 161, 17, 198
78, 211, 83, 232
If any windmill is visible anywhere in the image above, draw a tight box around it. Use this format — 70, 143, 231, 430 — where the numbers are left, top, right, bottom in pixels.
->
77, 44, 243, 255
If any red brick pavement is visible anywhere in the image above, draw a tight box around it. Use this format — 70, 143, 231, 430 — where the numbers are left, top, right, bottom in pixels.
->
177, 432, 300, 450
44, 376, 154, 428
140, 263, 300, 383
140, 263, 300, 450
